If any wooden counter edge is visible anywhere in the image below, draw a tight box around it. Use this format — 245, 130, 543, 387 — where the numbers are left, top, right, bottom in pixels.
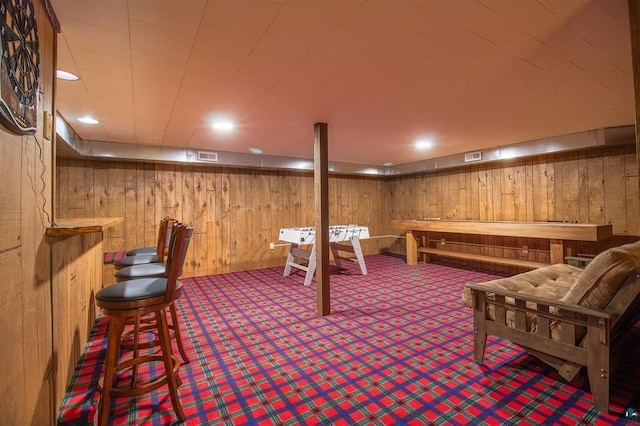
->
46, 217, 124, 238
391, 219, 613, 242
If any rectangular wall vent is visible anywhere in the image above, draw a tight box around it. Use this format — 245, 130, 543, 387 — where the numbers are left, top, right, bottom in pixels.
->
464, 151, 482, 162
197, 151, 218, 162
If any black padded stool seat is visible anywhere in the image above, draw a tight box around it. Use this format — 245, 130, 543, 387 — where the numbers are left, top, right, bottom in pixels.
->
111, 272, 190, 364
95, 224, 193, 426
96, 277, 170, 302
114, 254, 160, 268
115, 263, 165, 281
126, 246, 157, 256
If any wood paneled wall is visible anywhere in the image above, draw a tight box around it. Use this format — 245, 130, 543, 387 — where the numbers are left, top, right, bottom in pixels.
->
0, 2, 56, 425
57, 160, 393, 278
57, 144, 639, 278
387, 145, 639, 268
388, 145, 639, 234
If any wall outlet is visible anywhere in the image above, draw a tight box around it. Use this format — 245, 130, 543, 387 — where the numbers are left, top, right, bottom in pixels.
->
441, 238, 446, 245
522, 245, 529, 254
269, 242, 275, 250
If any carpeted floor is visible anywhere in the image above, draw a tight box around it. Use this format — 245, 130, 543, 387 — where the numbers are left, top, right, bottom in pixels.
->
59, 254, 640, 425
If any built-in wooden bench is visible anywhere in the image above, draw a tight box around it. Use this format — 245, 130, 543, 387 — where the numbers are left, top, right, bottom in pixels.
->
417, 247, 549, 269
391, 219, 613, 268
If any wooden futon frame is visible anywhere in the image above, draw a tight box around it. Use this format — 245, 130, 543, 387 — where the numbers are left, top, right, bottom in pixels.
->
466, 269, 640, 414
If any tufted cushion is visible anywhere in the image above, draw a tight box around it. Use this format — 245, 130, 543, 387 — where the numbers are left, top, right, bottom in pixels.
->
559, 240, 640, 309
462, 263, 582, 308
114, 254, 160, 267
115, 263, 166, 280
96, 278, 168, 302
463, 263, 584, 332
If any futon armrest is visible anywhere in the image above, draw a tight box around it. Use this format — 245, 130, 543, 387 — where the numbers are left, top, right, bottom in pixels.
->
465, 282, 611, 320
467, 281, 613, 370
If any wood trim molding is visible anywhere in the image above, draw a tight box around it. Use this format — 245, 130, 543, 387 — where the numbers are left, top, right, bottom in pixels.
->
39, 0, 61, 32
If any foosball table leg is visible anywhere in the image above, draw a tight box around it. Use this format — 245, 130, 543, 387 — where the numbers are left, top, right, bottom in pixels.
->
330, 243, 342, 269
351, 238, 367, 275
304, 244, 317, 286
283, 244, 297, 277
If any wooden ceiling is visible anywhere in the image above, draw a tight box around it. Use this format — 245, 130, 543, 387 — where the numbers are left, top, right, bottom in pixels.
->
51, 0, 634, 165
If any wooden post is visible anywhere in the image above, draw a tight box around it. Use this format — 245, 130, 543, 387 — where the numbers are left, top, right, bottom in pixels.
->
314, 123, 330, 316
630, 1, 640, 195
549, 239, 565, 264
406, 231, 418, 265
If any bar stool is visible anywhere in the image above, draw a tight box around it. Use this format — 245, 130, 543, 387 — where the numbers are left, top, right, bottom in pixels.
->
114, 218, 176, 269
115, 222, 190, 363
95, 224, 193, 425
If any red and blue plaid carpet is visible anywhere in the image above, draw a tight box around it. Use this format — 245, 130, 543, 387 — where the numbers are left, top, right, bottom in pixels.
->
59, 254, 639, 425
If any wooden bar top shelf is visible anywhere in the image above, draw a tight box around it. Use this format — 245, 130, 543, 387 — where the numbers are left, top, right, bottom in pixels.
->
46, 217, 124, 237
391, 219, 613, 267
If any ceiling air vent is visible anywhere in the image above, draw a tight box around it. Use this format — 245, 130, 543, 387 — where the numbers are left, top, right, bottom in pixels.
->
464, 151, 482, 162
197, 151, 218, 162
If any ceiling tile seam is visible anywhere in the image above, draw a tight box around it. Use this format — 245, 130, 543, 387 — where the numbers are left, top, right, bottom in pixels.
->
156, 5, 208, 147
124, 0, 139, 145
209, 5, 288, 111
227, 7, 369, 141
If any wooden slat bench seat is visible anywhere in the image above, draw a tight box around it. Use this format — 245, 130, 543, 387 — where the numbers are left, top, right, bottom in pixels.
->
418, 247, 549, 269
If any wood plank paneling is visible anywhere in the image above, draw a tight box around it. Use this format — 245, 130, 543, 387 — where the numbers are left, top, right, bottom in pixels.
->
603, 147, 628, 234
56, 144, 638, 278
389, 146, 638, 238
58, 161, 394, 277
191, 168, 208, 273
1, 3, 56, 424
0, 249, 26, 422
220, 169, 231, 273
0, 139, 21, 251
142, 163, 156, 246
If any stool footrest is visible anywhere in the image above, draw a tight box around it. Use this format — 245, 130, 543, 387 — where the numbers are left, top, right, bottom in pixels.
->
99, 353, 181, 398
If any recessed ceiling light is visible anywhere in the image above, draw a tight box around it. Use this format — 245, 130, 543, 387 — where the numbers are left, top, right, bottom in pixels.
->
249, 147, 263, 154
415, 138, 433, 149
56, 70, 79, 81
212, 120, 235, 131
383, 162, 393, 166
77, 116, 99, 124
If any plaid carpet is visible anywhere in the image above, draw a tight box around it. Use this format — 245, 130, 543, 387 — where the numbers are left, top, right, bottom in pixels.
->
58, 254, 640, 425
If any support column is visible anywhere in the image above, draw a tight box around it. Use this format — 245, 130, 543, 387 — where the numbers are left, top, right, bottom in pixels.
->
314, 122, 330, 316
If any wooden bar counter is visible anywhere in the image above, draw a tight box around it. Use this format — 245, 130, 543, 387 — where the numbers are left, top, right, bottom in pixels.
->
391, 219, 613, 267
47, 217, 123, 413
46, 217, 124, 237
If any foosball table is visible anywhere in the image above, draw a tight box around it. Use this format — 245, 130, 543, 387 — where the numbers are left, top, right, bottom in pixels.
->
279, 225, 370, 286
